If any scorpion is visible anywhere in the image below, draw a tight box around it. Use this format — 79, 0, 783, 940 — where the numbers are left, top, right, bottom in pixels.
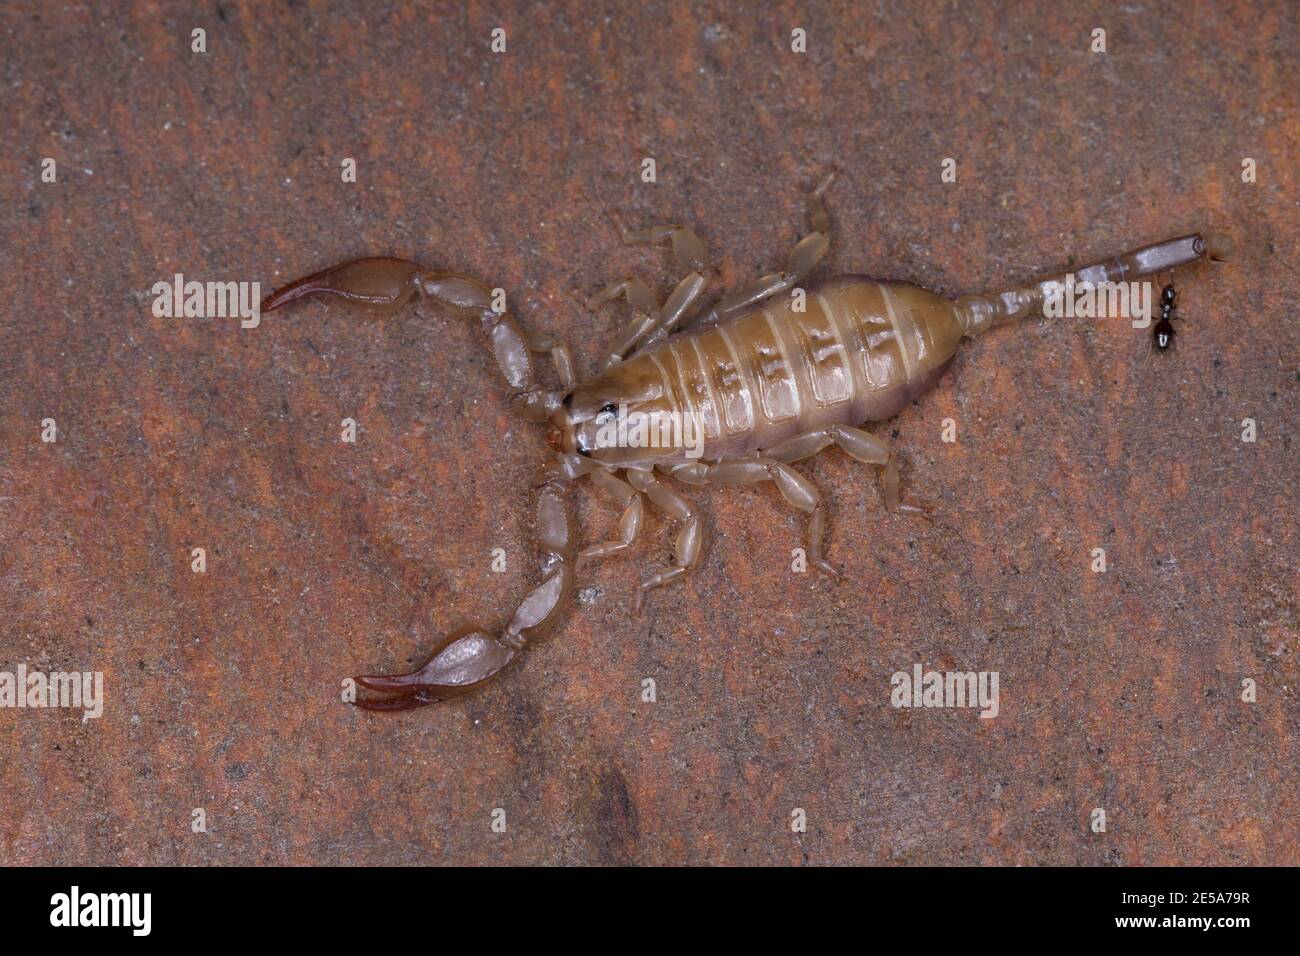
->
261, 172, 1232, 711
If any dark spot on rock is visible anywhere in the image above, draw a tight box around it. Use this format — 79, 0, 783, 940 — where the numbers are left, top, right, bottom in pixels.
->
592, 766, 639, 865
225, 762, 249, 780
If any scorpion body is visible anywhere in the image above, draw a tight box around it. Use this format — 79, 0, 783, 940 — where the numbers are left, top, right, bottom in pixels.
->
262, 173, 1231, 710
565, 276, 962, 464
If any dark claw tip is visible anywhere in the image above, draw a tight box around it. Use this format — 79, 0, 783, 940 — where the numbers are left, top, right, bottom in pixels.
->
351, 691, 430, 712
355, 672, 424, 692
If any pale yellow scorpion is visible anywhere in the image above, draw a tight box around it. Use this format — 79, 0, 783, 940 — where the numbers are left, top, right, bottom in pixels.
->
262, 172, 1231, 710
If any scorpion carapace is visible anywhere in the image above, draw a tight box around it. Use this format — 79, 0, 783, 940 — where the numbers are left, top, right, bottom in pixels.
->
262, 173, 1232, 710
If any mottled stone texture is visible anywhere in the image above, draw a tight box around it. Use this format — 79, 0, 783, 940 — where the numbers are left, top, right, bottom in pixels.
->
0, 0, 1295, 866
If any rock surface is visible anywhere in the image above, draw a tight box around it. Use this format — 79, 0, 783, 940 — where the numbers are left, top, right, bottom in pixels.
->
0, 1, 1294, 864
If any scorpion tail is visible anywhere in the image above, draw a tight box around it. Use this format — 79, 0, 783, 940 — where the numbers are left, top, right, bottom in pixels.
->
955, 232, 1233, 336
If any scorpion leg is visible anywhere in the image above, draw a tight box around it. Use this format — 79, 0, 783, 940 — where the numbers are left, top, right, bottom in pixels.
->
635, 271, 708, 353
806, 168, 837, 235
698, 457, 838, 578
687, 170, 838, 332
261, 257, 571, 422
590, 272, 708, 368
576, 469, 645, 570
618, 222, 709, 274
354, 471, 576, 710
592, 219, 712, 364
587, 277, 660, 368
624, 468, 702, 610
765, 424, 928, 516
523, 331, 575, 391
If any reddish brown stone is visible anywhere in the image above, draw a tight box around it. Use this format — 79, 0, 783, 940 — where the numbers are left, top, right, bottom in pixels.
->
0, 1, 1294, 865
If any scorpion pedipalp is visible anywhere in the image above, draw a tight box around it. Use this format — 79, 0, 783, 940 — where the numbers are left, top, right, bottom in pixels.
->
353, 627, 519, 710
261, 257, 423, 315
262, 258, 580, 709
352, 476, 574, 710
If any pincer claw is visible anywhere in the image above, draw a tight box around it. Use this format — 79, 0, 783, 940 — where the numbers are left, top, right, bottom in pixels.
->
261, 257, 423, 315
352, 627, 518, 711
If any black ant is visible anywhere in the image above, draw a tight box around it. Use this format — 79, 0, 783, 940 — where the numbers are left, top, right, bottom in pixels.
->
1152, 282, 1180, 352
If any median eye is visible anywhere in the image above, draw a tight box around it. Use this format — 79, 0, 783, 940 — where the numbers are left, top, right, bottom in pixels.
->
595, 402, 618, 425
